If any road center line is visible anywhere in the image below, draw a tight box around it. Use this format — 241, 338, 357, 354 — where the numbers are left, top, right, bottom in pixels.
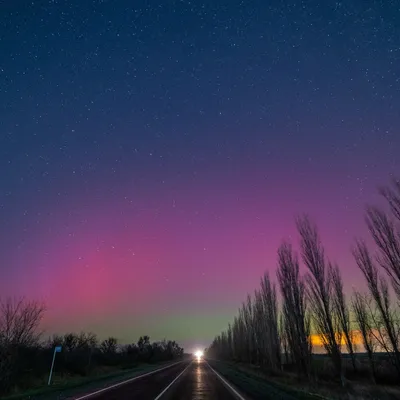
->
73, 361, 184, 400
206, 361, 246, 400
153, 361, 192, 400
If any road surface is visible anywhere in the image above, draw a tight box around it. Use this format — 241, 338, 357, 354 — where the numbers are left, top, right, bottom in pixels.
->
74, 359, 246, 400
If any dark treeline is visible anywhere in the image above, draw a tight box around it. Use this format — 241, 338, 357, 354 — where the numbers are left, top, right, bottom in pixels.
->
206, 177, 400, 387
0, 298, 184, 396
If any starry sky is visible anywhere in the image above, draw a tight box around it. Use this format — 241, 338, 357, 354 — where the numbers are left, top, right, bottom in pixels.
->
0, 0, 399, 352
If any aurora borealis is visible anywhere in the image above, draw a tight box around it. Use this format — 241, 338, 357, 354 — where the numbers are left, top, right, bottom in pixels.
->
0, 1, 399, 352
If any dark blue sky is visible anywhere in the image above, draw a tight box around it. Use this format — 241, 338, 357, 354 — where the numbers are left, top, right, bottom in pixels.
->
0, 0, 399, 346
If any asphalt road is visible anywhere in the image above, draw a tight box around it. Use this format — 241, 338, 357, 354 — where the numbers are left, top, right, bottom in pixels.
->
160, 360, 244, 400
74, 359, 245, 400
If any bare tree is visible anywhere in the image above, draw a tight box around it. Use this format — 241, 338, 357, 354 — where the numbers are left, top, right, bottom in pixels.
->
352, 291, 378, 382
253, 289, 266, 366
277, 241, 311, 378
353, 240, 400, 375
100, 336, 118, 354
0, 297, 45, 394
366, 205, 400, 300
331, 263, 357, 371
226, 323, 233, 361
232, 313, 246, 362
77, 332, 98, 369
63, 332, 79, 352
0, 297, 45, 346
278, 311, 289, 365
77, 331, 98, 349
260, 272, 281, 370
364, 178, 400, 302
207, 272, 281, 371
380, 178, 400, 221
243, 295, 256, 364
297, 216, 344, 385
231, 315, 240, 361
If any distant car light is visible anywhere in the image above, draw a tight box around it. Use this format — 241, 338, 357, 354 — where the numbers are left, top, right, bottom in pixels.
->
195, 350, 203, 360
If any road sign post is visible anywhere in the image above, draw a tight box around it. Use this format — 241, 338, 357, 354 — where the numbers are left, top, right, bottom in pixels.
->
48, 346, 62, 385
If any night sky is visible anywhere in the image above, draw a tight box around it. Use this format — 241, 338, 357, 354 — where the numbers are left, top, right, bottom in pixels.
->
0, 0, 399, 351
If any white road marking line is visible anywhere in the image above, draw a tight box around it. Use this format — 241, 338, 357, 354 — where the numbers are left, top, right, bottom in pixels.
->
73, 361, 184, 400
206, 361, 246, 400
153, 361, 192, 400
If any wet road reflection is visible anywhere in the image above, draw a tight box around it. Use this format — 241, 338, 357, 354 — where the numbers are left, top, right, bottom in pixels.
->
162, 360, 242, 399
193, 363, 206, 399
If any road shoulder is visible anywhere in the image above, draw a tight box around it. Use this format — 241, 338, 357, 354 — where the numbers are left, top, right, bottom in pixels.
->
206, 361, 250, 400
207, 360, 324, 400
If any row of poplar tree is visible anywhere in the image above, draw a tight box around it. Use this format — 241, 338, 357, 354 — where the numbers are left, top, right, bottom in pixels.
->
206, 178, 400, 386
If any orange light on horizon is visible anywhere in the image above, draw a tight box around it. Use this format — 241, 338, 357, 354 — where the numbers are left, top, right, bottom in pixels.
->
310, 330, 364, 348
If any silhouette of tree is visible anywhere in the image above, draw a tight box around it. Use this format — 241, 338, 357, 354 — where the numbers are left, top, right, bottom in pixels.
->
370, 178, 400, 300
277, 241, 311, 378
353, 240, 400, 375
63, 333, 79, 352
352, 291, 378, 382
0, 297, 45, 346
259, 272, 281, 370
207, 272, 280, 372
100, 337, 118, 354
331, 263, 357, 371
296, 215, 344, 385
0, 297, 45, 393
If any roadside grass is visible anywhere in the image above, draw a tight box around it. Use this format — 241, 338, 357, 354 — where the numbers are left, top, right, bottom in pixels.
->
3, 360, 181, 400
208, 360, 324, 400
208, 360, 400, 400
